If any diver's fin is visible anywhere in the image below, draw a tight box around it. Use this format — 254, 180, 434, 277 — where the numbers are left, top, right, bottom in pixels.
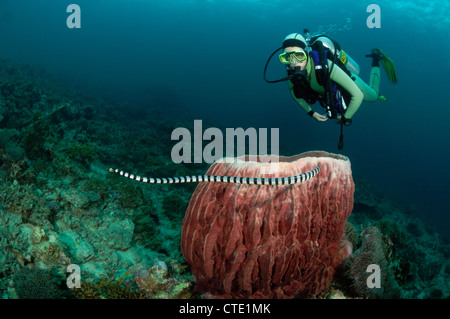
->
366, 49, 398, 83
378, 49, 398, 83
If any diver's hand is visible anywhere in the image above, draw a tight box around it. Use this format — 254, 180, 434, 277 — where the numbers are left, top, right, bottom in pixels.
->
312, 112, 328, 122
336, 115, 352, 126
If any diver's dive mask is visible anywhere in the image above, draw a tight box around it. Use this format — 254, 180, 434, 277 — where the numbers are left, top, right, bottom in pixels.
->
264, 47, 309, 83
279, 50, 307, 65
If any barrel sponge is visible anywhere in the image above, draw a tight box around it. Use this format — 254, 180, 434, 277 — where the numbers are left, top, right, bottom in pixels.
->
181, 151, 355, 298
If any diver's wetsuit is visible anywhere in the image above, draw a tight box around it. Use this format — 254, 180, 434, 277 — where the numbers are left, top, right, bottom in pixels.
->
289, 56, 380, 119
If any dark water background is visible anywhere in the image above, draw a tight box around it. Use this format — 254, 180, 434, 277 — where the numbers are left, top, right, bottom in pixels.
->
1, 0, 449, 236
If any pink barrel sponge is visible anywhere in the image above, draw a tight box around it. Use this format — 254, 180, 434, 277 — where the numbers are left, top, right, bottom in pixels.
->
181, 151, 354, 298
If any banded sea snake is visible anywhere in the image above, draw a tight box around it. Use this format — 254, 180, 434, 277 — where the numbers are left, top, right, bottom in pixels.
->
108, 164, 321, 186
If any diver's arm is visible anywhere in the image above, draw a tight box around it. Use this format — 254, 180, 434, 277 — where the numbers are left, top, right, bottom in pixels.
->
288, 82, 328, 121
329, 61, 364, 119
288, 81, 312, 113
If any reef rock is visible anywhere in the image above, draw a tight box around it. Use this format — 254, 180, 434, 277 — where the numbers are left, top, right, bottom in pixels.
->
181, 151, 354, 298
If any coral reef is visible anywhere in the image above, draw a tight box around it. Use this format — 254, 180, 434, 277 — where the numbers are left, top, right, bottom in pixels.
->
133, 260, 193, 299
71, 277, 146, 299
336, 177, 450, 299
1, 58, 449, 300
345, 226, 401, 298
70, 259, 193, 299
0, 58, 197, 299
12, 266, 64, 299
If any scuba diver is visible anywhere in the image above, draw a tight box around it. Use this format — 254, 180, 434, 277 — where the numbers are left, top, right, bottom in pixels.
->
264, 30, 397, 148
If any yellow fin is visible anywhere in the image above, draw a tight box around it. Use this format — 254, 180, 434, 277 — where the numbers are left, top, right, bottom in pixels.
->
379, 50, 398, 83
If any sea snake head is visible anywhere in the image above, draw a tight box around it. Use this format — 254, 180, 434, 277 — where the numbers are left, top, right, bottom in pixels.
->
108, 164, 321, 186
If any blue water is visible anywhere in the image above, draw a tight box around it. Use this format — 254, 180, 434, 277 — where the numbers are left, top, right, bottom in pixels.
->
1, 0, 449, 236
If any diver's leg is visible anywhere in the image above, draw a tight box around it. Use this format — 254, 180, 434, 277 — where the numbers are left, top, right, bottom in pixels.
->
368, 49, 382, 94
367, 49, 398, 84
352, 74, 378, 102
369, 66, 381, 96
364, 48, 397, 101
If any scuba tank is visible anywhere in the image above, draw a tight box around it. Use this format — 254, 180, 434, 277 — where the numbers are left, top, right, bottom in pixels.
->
303, 29, 355, 150
304, 29, 360, 76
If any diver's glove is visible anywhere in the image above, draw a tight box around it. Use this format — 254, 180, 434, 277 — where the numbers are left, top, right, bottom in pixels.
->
336, 115, 352, 126
342, 116, 352, 126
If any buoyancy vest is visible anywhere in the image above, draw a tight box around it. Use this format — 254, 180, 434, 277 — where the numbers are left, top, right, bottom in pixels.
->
291, 36, 353, 119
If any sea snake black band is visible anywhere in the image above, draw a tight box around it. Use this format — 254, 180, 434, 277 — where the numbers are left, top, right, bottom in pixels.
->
108, 164, 321, 186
